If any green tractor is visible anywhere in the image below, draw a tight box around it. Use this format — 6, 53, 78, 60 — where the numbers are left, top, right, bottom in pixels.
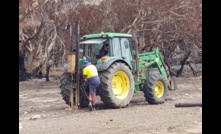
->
60, 26, 176, 109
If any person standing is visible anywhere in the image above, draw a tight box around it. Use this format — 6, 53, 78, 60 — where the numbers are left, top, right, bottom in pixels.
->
82, 60, 101, 111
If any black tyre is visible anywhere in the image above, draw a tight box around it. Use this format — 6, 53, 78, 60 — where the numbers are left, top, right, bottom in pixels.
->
98, 62, 135, 108
168, 76, 177, 90
59, 73, 89, 108
143, 73, 168, 104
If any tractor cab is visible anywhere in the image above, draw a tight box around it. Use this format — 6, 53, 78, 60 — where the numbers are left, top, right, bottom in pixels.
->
79, 32, 134, 69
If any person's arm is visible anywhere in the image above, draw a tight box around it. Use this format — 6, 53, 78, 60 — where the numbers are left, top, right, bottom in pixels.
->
83, 75, 87, 81
104, 49, 108, 56
99, 47, 104, 57
83, 68, 87, 81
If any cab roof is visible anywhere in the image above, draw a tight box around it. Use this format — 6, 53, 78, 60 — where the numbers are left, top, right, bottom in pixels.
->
81, 32, 132, 40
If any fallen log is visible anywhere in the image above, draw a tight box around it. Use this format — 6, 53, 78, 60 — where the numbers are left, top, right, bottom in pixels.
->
175, 103, 202, 107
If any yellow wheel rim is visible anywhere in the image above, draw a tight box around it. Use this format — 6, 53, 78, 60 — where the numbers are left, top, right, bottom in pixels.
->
112, 71, 130, 99
154, 81, 164, 98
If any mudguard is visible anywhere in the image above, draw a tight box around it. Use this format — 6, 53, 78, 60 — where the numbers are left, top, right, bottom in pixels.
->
96, 58, 131, 71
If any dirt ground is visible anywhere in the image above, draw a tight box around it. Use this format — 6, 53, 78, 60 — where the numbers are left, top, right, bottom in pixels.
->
19, 76, 202, 134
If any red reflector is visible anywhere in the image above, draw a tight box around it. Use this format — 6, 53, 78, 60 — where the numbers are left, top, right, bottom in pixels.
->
101, 56, 108, 61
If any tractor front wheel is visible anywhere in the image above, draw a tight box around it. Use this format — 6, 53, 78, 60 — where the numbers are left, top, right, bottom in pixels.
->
143, 73, 168, 104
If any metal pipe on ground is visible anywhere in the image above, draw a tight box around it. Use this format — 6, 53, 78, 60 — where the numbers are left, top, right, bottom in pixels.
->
175, 103, 202, 107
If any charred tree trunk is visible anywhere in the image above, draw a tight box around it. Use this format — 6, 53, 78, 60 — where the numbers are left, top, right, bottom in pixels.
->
46, 66, 50, 82
19, 55, 27, 81
38, 71, 42, 79
187, 61, 198, 76
165, 61, 176, 76
176, 51, 191, 77
32, 67, 39, 79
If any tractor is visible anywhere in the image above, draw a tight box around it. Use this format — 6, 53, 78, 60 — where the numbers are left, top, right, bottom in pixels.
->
59, 21, 177, 109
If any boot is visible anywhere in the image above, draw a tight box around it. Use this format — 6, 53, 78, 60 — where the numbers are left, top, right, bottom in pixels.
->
88, 100, 93, 111
88, 105, 93, 111
92, 105, 96, 111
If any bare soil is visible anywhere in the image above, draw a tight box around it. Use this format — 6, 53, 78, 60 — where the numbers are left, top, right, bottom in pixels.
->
19, 76, 202, 134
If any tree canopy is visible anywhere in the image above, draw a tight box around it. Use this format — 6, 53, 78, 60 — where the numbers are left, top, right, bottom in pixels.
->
19, 0, 202, 81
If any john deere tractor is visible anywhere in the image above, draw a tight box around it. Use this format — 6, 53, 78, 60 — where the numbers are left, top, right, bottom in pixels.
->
60, 22, 176, 109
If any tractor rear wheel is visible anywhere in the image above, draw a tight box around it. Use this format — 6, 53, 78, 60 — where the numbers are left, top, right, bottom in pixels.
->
98, 62, 135, 108
143, 73, 168, 104
59, 73, 89, 108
